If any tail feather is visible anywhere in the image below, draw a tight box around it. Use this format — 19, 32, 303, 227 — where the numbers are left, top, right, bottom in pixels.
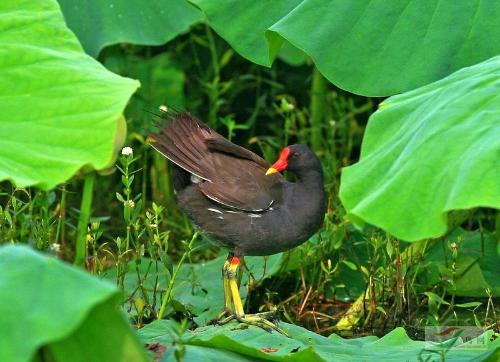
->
150, 111, 281, 212
152, 139, 206, 180
151, 139, 204, 179
149, 113, 213, 182
170, 119, 206, 161
176, 116, 209, 159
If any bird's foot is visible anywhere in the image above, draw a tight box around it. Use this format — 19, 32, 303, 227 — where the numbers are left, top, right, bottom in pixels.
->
217, 255, 290, 336
249, 310, 277, 320
234, 313, 290, 337
208, 309, 231, 325
210, 310, 289, 336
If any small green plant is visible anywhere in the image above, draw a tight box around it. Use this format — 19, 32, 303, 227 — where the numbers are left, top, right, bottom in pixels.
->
158, 232, 199, 320
115, 147, 144, 288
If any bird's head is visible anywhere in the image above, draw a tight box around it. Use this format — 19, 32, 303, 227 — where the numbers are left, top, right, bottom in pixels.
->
266, 144, 320, 175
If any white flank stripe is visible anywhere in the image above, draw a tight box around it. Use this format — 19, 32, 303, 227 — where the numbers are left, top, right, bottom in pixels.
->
208, 208, 223, 214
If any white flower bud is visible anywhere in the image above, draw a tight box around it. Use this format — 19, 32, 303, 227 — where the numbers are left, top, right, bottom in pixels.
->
121, 147, 133, 156
49, 243, 61, 253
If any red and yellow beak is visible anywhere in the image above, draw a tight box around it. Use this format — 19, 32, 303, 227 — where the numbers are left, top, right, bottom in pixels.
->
266, 147, 290, 175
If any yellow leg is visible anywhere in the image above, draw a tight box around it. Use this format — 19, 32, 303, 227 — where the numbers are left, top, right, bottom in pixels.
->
227, 257, 244, 316
210, 258, 234, 324
223, 259, 233, 312
221, 256, 290, 336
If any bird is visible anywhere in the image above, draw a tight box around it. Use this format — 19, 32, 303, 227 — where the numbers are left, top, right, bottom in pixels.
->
149, 110, 326, 334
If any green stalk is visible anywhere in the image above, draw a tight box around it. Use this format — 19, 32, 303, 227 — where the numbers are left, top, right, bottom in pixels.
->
55, 184, 67, 245
151, 153, 172, 206
157, 232, 198, 320
205, 23, 220, 127
205, 23, 220, 78
309, 67, 327, 151
123, 158, 131, 251
335, 238, 434, 331
74, 172, 95, 266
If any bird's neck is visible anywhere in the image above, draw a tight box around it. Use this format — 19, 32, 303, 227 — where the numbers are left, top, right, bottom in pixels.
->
287, 167, 326, 236
295, 168, 324, 189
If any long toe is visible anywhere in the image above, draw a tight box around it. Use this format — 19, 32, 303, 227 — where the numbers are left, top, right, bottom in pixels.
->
208, 309, 231, 325
216, 314, 236, 326
251, 310, 277, 321
236, 314, 290, 337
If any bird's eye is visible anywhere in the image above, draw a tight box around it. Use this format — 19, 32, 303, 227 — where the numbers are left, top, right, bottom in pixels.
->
292, 152, 300, 157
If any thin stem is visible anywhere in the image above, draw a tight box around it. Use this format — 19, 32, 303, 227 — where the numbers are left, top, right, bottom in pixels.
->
55, 184, 67, 245
205, 23, 220, 127
157, 232, 199, 320
141, 150, 148, 217
151, 152, 172, 208
309, 67, 327, 151
75, 172, 95, 266
124, 158, 131, 251
205, 23, 220, 78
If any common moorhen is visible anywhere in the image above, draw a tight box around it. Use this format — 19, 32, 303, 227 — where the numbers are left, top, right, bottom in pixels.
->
150, 111, 326, 334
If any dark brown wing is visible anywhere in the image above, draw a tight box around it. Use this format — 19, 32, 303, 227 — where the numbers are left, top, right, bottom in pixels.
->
149, 113, 213, 181
149, 113, 283, 211
204, 135, 269, 169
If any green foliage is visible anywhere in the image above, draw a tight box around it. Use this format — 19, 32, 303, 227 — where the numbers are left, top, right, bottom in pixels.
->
103, 250, 297, 325
0, 244, 148, 362
191, 0, 500, 96
340, 56, 500, 241
190, 0, 302, 67
421, 229, 500, 297
0, 0, 139, 189
139, 320, 500, 361
0, 187, 62, 245
104, 51, 186, 132
58, 0, 202, 57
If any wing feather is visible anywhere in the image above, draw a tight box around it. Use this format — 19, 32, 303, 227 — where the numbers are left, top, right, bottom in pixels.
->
149, 112, 283, 211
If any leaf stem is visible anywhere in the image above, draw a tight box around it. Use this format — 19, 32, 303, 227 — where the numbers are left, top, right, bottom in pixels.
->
309, 67, 327, 151
157, 232, 198, 320
54, 184, 66, 244
74, 172, 95, 266
205, 23, 220, 127
151, 152, 173, 210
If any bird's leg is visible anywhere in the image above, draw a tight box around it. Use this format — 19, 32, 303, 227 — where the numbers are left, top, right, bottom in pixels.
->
210, 256, 234, 324
225, 256, 290, 337
227, 257, 245, 316
222, 256, 234, 313
240, 259, 277, 321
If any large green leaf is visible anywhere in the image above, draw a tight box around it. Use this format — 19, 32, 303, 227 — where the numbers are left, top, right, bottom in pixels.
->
190, 0, 302, 67
103, 233, 333, 325
58, 0, 202, 57
175, 252, 294, 325
103, 51, 186, 127
103, 252, 289, 325
0, 0, 139, 189
139, 320, 500, 362
191, 0, 500, 96
419, 229, 500, 297
339, 56, 500, 241
0, 245, 148, 362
